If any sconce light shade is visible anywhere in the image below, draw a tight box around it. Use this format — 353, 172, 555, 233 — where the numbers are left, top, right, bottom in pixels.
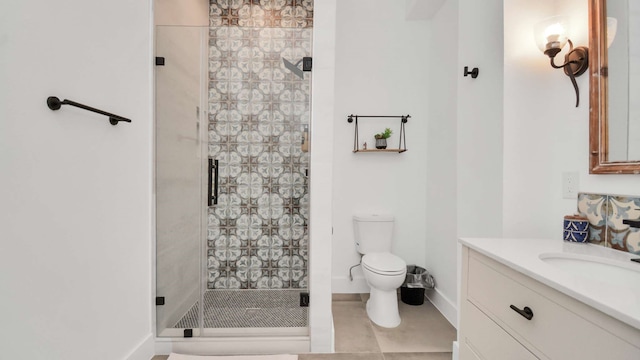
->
534, 15, 589, 107
607, 17, 618, 48
534, 16, 570, 57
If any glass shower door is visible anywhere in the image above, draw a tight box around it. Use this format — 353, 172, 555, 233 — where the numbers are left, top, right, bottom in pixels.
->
155, 8, 313, 336
155, 25, 208, 337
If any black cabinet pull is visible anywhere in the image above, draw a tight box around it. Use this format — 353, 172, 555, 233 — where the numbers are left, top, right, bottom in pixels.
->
510, 305, 534, 320
208, 159, 218, 206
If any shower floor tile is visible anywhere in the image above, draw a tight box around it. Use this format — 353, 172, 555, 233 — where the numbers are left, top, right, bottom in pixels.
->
173, 289, 308, 329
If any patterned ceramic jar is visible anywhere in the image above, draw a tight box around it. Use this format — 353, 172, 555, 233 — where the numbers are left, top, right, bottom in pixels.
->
563, 215, 589, 243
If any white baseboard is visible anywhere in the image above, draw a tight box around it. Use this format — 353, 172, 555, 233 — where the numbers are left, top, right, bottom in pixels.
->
155, 336, 310, 356
331, 276, 370, 294
425, 287, 457, 328
125, 333, 155, 360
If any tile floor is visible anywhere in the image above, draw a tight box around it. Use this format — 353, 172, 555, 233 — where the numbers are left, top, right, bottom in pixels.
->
152, 293, 456, 360
326, 294, 454, 360
173, 290, 307, 329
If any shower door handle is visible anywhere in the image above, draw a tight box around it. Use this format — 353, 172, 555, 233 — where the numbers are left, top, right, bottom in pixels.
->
208, 158, 219, 206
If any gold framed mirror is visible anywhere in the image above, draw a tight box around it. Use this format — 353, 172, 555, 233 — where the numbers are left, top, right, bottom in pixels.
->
590, 0, 640, 173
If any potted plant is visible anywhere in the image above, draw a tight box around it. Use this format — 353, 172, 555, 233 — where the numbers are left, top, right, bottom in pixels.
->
374, 128, 393, 149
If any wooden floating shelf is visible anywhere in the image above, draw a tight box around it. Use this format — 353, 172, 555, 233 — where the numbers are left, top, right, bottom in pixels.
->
353, 149, 407, 153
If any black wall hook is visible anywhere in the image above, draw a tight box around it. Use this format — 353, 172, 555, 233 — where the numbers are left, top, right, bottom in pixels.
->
46, 96, 132, 126
464, 66, 479, 79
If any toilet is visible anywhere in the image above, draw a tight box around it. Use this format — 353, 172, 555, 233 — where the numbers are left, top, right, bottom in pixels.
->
353, 214, 407, 328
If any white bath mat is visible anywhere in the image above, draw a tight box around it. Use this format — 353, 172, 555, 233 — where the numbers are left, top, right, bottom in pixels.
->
167, 354, 298, 360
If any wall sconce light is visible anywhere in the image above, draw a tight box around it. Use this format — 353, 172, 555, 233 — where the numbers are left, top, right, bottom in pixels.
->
534, 16, 588, 107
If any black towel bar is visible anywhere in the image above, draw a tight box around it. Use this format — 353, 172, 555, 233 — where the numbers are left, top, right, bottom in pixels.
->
47, 96, 132, 126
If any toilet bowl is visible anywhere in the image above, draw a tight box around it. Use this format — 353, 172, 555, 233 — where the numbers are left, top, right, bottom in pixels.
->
353, 214, 406, 328
362, 252, 407, 328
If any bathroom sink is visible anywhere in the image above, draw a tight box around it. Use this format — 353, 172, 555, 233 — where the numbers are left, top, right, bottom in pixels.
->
539, 252, 640, 290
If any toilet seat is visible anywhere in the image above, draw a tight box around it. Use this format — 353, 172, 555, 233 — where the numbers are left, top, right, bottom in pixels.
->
362, 252, 406, 275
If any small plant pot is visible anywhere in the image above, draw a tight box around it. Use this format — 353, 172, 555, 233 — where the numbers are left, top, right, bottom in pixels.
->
375, 138, 387, 149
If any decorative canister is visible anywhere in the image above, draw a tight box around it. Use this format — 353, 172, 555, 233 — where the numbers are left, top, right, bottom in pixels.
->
563, 215, 589, 243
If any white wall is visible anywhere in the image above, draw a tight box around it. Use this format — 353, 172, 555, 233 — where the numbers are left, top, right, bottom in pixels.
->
424, 0, 459, 326
329, 0, 503, 330
405, 0, 447, 20
0, 1, 153, 360
456, 0, 504, 242
427, 0, 505, 328
155, 0, 208, 26
503, 0, 639, 241
309, 0, 338, 353
331, 0, 430, 293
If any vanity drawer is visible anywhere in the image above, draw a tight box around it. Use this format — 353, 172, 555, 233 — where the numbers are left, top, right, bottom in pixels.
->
467, 253, 640, 360
460, 299, 538, 360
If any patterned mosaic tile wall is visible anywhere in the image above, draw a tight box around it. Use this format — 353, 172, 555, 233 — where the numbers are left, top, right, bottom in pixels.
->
577, 193, 640, 254
206, 0, 312, 289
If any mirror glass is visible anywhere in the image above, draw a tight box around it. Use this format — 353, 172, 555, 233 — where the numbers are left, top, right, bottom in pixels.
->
607, 0, 640, 161
590, 0, 640, 173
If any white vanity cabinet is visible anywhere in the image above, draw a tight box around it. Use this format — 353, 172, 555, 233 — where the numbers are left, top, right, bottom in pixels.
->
459, 246, 640, 360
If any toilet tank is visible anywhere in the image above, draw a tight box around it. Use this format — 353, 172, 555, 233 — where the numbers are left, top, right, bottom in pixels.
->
353, 214, 395, 254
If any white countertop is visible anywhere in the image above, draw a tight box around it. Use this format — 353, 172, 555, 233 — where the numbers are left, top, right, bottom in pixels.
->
459, 237, 640, 330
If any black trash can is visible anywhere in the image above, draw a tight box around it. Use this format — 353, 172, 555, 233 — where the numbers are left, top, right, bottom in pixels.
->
400, 286, 425, 305
400, 265, 434, 306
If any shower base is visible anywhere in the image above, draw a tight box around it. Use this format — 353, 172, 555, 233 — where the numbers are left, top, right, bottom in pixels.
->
173, 289, 308, 329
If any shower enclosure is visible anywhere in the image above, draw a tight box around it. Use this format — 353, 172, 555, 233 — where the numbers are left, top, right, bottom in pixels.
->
155, 1, 313, 338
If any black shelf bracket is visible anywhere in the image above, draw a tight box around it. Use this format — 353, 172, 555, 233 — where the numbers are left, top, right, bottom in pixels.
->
46, 96, 132, 126
347, 114, 409, 153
